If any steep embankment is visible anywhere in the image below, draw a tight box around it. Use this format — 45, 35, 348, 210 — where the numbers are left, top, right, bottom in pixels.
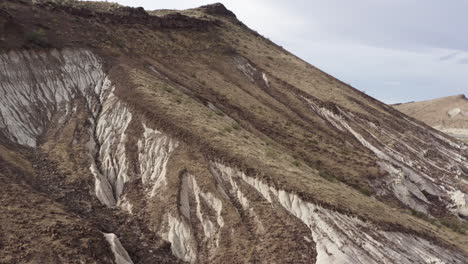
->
394, 94, 468, 141
0, 1, 467, 263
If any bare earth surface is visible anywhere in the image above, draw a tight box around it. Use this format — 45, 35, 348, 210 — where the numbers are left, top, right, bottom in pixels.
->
0, 1, 467, 263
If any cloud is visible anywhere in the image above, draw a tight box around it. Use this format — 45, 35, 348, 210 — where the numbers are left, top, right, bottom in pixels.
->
387, 81, 401, 86
291, 41, 468, 103
458, 58, 468, 64
439, 52, 460, 61
290, 0, 468, 52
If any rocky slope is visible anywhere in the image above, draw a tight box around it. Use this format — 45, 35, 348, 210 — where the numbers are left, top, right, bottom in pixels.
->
394, 94, 468, 142
0, 1, 467, 263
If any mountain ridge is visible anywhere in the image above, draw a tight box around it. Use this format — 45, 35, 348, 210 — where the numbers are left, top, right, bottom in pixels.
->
0, 1, 467, 263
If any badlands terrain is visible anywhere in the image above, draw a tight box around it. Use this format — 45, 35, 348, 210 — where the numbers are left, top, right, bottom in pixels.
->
0, 0, 467, 263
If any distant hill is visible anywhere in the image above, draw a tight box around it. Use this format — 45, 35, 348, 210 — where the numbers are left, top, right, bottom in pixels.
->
394, 94, 468, 141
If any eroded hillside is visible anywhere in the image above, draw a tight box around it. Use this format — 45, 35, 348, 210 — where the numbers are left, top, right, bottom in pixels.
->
0, 1, 467, 263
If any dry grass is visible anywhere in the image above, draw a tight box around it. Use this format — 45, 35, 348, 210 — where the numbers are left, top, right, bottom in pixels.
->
2, 0, 467, 254
36, 0, 123, 12
0, 145, 33, 175
123, 64, 468, 252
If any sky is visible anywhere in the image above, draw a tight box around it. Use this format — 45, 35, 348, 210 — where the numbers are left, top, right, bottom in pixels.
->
92, 0, 468, 104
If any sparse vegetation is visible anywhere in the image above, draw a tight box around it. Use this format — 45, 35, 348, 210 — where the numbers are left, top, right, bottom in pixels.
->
214, 109, 225, 116
409, 209, 467, 235
162, 85, 174, 93
439, 217, 467, 234
265, 149, 277, 159
319, 170, 336, 182
115, 38, 126, 49
2, 0, 467, 258
25, 29, 47, 46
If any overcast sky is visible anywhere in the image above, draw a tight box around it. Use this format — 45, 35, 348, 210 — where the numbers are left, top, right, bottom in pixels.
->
99, 0, 467, 104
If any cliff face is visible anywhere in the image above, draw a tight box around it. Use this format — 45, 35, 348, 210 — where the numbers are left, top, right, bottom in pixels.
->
0, 1, 467, 263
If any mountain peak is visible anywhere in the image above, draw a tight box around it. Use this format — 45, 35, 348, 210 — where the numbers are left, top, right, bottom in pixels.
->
437, 94, 468, 101
199, 3, 237, 18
